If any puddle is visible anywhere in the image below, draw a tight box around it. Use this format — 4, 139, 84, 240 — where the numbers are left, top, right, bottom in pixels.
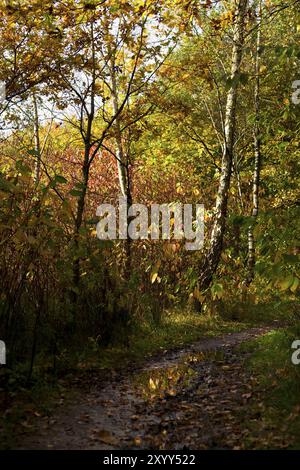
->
134, 350, 225, 401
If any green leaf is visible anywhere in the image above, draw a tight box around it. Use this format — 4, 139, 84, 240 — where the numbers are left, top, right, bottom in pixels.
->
211, 283, 224, 300
55, 175, 68, 184
278, 275, 294, 291
70, 189, 83, 197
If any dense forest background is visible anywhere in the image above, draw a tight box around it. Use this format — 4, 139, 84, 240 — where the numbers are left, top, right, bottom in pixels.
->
0, 0, 300, 450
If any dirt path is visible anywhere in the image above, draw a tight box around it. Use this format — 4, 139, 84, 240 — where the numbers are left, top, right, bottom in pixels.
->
14, 326, 284, 450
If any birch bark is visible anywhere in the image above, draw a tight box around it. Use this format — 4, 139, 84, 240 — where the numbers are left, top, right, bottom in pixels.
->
245, 2, 262, 286
199, 0, 248, 293
33, 92, 41, 185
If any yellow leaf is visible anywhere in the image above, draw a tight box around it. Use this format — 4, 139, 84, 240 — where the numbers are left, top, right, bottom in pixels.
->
96, 430, 117, 446
134, 437, 142, 446
193, 287, 204, 302
149, 378, 156, 390
290, 277, 299, 293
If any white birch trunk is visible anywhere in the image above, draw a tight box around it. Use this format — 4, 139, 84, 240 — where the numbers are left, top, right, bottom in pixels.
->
245, 3, 262, 285
33, 93, 41, 185
110, 53, 128, 199
199, 0, 248, 293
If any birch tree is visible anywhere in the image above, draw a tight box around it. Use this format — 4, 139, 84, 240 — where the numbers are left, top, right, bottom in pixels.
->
32, 92, 41, 185
245, 1, 262, 286
198, 0, 248, 294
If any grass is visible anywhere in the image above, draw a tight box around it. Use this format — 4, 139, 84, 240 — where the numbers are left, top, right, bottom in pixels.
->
215, 297, 298, 325
75, 309, 249, 370
240, 323, 300, 448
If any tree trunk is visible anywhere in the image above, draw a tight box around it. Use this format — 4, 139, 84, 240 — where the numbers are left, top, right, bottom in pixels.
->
199, 0, 248, 293
71, 21, 95, 306
110, 52, 133, 277
110, 53, 128, 199
33, 92, 41, 185
72, 156, 90, 299
245, 3, 262, 286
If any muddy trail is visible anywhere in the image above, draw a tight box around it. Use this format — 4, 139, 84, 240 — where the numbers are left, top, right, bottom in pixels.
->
13, 326, 287, 450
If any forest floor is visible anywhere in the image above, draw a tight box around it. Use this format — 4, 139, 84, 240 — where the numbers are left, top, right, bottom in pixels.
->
7, 324, 295, 450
